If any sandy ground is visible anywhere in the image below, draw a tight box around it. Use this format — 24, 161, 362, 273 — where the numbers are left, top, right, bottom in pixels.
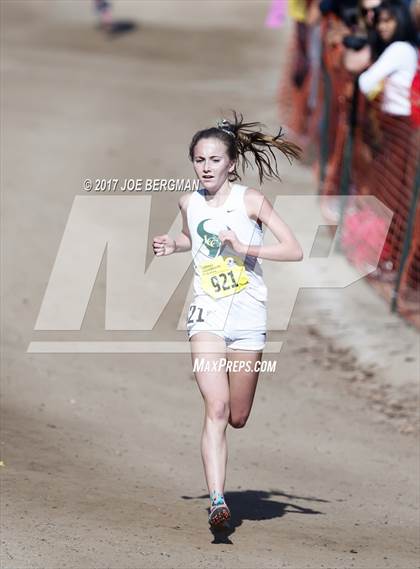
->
1, 1, 419, 568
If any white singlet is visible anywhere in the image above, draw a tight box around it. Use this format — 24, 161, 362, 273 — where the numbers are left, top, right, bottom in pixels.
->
185, 183, 268, 351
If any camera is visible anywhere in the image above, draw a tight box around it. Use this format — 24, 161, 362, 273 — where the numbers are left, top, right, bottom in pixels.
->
342, 34, 369, 51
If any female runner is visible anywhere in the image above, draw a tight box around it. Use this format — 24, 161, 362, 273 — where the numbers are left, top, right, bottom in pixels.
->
153, 112, 303, 528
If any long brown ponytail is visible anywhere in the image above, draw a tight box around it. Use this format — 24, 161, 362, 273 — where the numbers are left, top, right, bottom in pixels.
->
189, 110, 302, 184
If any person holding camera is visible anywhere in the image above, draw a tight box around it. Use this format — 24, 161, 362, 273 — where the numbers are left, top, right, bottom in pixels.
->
344, 0, 418, 279
344, 1, 417, 110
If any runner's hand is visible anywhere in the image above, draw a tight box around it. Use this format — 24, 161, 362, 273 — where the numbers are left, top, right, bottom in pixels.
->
153, 234, 176, 256
218, 229, 245, 255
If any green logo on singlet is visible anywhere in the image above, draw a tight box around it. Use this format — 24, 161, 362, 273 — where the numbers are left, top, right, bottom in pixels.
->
197, 219, 221, 258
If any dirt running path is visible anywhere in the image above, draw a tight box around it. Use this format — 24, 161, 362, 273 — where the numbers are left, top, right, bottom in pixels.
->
1, 2, 419, 568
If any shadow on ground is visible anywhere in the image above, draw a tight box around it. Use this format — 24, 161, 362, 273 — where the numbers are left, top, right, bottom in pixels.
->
183, 489, 327, 543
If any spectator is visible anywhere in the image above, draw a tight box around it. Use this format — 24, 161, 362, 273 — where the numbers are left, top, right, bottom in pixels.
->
346, 1, 418, 278
359, 0, 382, 28
93, 0, 137, 36
358, 0, 384, 59
358, 0, 418, 116
279, 0, 420, 306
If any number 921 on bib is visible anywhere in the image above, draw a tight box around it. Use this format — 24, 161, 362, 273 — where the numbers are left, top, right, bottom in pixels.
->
199, 255, 249, 299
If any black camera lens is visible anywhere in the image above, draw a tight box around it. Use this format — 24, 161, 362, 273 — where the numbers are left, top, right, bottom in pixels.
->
343, 34, 369, 50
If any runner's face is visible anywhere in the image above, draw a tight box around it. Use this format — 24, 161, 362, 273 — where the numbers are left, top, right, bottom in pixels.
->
377, 11, 397, 42
192, 138, 235, 192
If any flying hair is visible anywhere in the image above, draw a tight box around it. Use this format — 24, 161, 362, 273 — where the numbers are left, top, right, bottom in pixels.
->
189, 110, 302, 184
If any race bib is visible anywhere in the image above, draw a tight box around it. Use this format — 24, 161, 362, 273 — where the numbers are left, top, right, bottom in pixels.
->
199, 255, 249, 299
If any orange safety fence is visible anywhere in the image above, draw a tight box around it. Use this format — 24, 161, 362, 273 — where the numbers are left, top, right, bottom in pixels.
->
278, 15, 420, 328
401, 195, 420, 297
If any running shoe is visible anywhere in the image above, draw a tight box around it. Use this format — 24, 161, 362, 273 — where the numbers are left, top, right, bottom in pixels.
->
208, 502, 231, 527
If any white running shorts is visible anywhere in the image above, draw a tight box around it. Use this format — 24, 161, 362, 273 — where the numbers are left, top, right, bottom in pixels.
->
186, 289, 267, 351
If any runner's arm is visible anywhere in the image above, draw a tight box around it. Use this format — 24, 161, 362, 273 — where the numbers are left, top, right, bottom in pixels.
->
173, 194, 192, 253
242, 189, 303, 261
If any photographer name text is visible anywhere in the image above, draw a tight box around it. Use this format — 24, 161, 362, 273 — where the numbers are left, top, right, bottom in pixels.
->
83, 178, 199, 192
